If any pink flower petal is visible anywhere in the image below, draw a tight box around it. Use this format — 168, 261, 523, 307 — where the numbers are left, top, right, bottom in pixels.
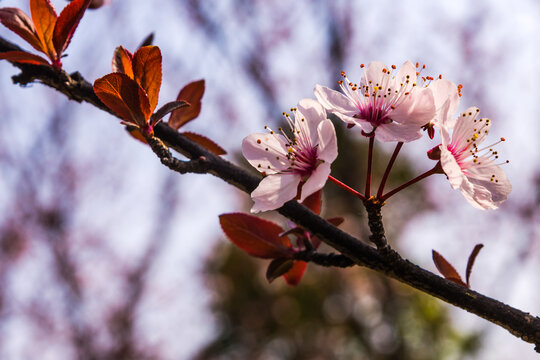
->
251, 173, 301, 213
299, 162, 331, 202
296, 98, 325, 146
314, 85, 357, 119
317, 119, 338, 162
429, 79, 459, 127
242, 133, 289, 174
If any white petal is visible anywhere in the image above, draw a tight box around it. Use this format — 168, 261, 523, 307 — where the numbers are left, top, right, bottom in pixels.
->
250, 174, 300, 213
375, 122, 422, 143
391, 87, 436, 126
429, 79, 459, 126
314, 85, 358, 117
458, 177, 496, 210
452, 107, 489, 148
242, 133, 289, 173
317, 119, 338, 162
467, 164, 512, 206
394, 60, 417, 86
440, 145, 465, 189
364, 61, 387, 86
299, 162, 331, 202
296, 98, 325, 146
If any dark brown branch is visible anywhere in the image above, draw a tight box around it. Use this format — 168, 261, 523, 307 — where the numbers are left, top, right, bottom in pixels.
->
364, 198, 389, 251
146, 136, 211, 174
1, 35, 539, 352
293, 250, 356, 268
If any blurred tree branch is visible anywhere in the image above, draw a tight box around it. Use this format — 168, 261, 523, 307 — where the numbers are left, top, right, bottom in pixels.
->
1, 35, 539, 352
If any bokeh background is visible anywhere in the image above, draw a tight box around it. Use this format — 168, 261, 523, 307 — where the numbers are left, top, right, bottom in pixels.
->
0, 0, 539, 359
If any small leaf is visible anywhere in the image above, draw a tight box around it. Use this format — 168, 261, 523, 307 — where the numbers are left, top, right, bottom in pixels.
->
465, 244, 484, 288
302, 190, 322, 214
150, 100, 189, 126
112, 46, 134, 78
279, 227, 305, 238
432, 250, 467, 287
94, 73, 150, 127
181, 132, 227, 156
30, 0, 58, 60
125, 126, 148, 144
0, 51, 50, 65
169, 79, 205, 130
132, 46, 162, 112
266, 258, 294, 283
326, 217, 344, 227
0, 8, 43, 53
53, 0, 91, 56
138, 32, 154, 48
283, 261, 308, 286
219, 213, 293, 259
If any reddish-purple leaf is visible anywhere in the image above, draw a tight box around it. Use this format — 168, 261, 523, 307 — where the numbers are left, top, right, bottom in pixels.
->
0, 8, 43, 53
432, 250, 467, 287
53, 0, 91, 56
219, 213, 293, 259
93, 73, 150, 128
169, 79, 205, 130
30, 0, 57, 60
0, 51, 50, 65
283, 261, 308, 286
326, 217, 344, 227
181, 131, 227, 156
112, 46, 134, 78
138, 33, 154, 48
266, 258, 295, 283
132, 46, 162, 112
67, 0, 107, 9
150, 100, 189, 126
466, 244, 484, 288
302, 190, 322, 215
125, 126, 148, 144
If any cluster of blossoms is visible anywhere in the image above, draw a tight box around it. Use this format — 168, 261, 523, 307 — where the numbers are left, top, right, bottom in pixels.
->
243, 61, 511, 212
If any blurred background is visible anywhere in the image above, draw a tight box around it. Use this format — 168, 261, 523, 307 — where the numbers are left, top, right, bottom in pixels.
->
0, 0, 539, 359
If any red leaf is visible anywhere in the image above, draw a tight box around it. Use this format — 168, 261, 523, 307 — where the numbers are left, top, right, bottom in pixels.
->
266, 258, 294, 283
169, 79, 205, 130
0, 51, 50, 65
53, 0, 91, 56
466, 244, 484, 288
302, 190, 322, 214
112, 46, 133, 78
30, 0, 57, 61
150, 100, 189, 126
93, 73, 150, 128
132, 46, 162, 112
125, 126, 148, 144
0, 8, 43, 53
219, 213, 293, 259
326, 217, 344, 227
432, 250, 467, 287
283, 261, 308, 286
181, 131, 227, 156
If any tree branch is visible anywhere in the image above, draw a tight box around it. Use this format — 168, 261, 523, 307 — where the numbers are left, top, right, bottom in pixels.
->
1, 35, 539, 352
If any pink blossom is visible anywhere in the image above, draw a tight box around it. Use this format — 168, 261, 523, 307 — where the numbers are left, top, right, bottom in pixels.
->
439, 106, 511, 209
315, 61, 440, 142
242, 99, 338, 213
